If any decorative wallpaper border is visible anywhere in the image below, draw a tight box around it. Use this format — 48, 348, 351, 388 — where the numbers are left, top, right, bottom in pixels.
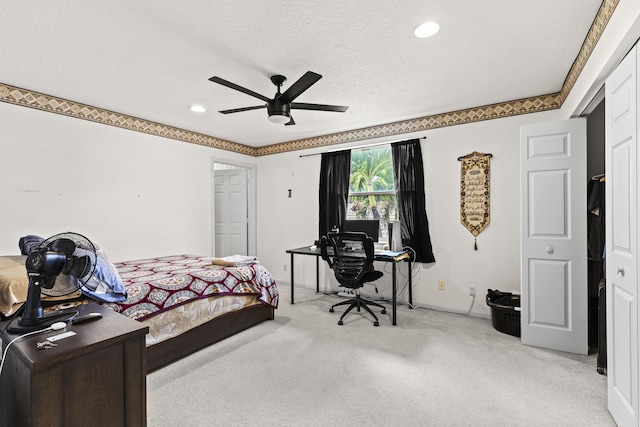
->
0, 84, 256, 156
0, 0, 618, 157
559, 0, 618, 102
255, 93, 562, 156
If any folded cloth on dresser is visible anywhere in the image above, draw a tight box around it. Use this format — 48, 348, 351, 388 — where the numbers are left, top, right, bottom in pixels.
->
18, 235, 44, 255
211, 255, 259, 267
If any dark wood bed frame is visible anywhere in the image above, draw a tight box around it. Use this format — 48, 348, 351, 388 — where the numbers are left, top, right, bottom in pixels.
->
146, 303, 275, 372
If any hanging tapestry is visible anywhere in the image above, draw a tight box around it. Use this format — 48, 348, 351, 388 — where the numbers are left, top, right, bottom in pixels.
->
458, 151, 492, 250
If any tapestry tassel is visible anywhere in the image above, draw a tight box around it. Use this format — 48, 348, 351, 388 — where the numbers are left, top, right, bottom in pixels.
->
474, 237, 477, 251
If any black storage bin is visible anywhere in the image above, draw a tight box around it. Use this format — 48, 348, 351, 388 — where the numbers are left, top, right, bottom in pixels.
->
486, 289, 521, 337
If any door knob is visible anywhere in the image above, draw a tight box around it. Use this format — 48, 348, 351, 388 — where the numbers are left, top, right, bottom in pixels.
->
545, 246, 554, 254
617, 267, 625, 277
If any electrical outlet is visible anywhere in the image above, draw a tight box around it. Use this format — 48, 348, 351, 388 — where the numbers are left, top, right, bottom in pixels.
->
468, 286, 476, 297
438, 280, 446, 291
283, 264, 287, 271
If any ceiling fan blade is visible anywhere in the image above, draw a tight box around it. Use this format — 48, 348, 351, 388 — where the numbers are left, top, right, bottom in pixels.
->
291, 102, 349, 112
219, 105, 266, 114
209, 76, 271, 102
279, 71, 322, 104
285, 116, 296, 126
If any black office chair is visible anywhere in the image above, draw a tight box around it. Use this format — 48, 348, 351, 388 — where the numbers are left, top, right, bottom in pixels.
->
320, 231, 386, 326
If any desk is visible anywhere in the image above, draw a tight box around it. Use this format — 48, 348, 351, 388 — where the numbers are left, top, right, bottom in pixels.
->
286, 246, 412, 325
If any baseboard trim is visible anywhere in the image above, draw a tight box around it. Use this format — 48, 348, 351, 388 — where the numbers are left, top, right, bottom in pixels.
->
282, 281, 491, 319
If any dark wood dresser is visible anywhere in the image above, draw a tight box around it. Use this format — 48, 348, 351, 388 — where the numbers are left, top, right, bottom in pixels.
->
0, 303, 149, 426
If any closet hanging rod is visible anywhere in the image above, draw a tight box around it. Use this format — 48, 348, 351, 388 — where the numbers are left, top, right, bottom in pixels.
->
299, 136, 426, 158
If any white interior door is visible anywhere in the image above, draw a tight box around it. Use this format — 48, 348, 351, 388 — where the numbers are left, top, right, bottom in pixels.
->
605, 43, 638, 427
520, 118, 588, 354
214, 168, 248, 256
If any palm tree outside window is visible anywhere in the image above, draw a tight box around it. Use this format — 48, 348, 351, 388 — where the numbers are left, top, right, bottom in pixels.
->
347, 145, 396, 243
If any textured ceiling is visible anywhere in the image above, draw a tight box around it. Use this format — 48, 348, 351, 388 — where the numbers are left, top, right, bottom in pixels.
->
0, 1, 604, 150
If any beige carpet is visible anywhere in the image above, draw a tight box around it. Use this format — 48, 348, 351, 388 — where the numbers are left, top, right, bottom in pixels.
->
147, 285, 614, 426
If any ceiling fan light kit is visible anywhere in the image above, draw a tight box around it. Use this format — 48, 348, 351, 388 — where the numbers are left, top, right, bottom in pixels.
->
266, 95, 292, 124
209, 71, 349, 125
267, 113, 291, 124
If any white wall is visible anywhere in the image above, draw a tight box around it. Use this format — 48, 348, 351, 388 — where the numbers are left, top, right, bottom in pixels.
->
2, 0, 638, 317
0, 102, 254, 261
255, 0, 640, 318
3, 90, 563, 318
257, 109, 562, 317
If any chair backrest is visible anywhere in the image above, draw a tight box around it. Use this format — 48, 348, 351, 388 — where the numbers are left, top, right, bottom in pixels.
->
320, 231, 375, 289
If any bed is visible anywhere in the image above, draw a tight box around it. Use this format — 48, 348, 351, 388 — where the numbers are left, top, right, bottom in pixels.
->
0, 253, 279, 372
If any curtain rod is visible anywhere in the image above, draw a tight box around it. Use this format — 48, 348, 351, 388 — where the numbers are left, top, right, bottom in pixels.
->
299, 136, 426, 158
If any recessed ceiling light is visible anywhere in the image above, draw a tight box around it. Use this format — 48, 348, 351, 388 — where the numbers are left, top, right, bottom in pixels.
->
190, 105, 206, 113
414, 21, 440, 38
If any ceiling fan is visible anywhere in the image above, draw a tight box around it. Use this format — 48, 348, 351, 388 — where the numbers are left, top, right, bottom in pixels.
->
208, 71, 349, 125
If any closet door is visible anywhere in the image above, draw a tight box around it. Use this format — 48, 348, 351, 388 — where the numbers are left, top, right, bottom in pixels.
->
605, 44, 639, 427
520, 119, 587, 354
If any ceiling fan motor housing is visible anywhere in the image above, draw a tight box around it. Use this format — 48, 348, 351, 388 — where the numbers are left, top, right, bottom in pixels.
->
267, 99, 291, 123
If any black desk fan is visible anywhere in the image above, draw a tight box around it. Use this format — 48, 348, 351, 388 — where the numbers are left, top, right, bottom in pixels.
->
8, 232, 97, 333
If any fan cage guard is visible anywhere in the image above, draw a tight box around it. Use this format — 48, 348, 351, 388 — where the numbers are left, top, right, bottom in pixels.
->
37, 232, 97, 297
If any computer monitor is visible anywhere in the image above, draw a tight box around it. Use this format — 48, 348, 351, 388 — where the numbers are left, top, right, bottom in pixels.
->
342, 219, 380, 242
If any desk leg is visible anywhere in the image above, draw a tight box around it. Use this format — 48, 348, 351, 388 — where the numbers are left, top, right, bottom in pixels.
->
408, 259, 413, 308
392, 262, 397, 326
290, 252, 295, 304
316, 256, 320, 293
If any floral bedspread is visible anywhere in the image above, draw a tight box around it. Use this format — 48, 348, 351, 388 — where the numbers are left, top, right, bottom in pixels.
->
101, 255, 278, 321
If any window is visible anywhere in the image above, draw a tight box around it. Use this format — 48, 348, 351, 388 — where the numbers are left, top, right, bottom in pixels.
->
347, 145, 396, 242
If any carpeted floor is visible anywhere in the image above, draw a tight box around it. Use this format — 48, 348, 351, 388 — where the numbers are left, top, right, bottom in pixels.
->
147, 285, 615, 426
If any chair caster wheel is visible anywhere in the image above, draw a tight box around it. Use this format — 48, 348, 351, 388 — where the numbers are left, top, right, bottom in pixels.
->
381, 309, 386, 314
329, 308, 334, 313
338, 320, 343, 325
374, 321, 379, 326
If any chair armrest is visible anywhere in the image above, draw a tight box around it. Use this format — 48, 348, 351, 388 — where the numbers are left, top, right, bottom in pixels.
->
320, 236, 333, 268
364, 236, 375, 265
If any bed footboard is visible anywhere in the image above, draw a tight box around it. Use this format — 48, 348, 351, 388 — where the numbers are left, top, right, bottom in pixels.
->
146, 303, 274, 372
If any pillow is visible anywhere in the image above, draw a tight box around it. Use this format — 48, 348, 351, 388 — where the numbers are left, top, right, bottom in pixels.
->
78, 249, 128, 303
0, 256, 28, 316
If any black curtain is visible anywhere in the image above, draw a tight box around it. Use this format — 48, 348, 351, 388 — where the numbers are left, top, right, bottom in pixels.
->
318, 150, 351, 240
392, 139, 435, 263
